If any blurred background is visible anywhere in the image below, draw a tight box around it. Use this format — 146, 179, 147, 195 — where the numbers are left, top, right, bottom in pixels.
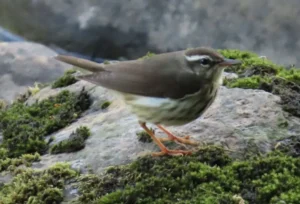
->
0, 0, 299, 66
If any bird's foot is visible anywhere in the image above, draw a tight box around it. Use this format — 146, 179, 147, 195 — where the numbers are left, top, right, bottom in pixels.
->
138, 122, 196, 157
156, 125, 199, 146
151, 148, 193, 156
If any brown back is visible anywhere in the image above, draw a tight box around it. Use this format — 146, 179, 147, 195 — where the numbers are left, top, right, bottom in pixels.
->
78, 49, 211, 99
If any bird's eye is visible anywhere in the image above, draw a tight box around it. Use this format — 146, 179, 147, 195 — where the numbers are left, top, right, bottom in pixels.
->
200, 58, 211, 67
185, 55, 213, 67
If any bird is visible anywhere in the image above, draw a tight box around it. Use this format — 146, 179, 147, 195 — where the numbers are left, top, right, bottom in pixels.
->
55, 47, 241, 156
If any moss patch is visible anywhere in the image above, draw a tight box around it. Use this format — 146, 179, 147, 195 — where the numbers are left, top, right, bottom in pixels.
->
136, 129, 154, 143
0, 88, 91, 158
139, 51, 156, 60
69, 146, 300, 204
50, 126, 91, 154
219, 49, 281, 74
0, 162, 78, 204
52, 69, 78, 88
220, 49, 300, 117
100, 101, 111, 110
0, 146, 300, 203
74, 146, 233, 204
0, 150, 40, 172
224, 75, 271, 89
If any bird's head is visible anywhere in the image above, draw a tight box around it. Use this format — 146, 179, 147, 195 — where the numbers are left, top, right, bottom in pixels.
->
184, 47, 241, 82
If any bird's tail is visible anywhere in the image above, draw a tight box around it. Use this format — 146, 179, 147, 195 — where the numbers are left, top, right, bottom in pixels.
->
55, 55, 105, 73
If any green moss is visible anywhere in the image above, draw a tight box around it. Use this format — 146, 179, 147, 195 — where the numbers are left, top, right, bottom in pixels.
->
224, 75, 271, 89
136, 129, 154, 143
0, 148, 8, 160
50, 126, 91, 154
219, 49, 259, 60
220, 49, 300, 117
0, 88, 91, 158
0, 152, 40, 172
74, 146, 233, 204
219, 49, 281, 74
52, 69, 78, 88
0, 146, 299, 204
103, 60, 110, 65
277, 68, 300, 85
0, 162, 78, 204
70, 146, 300, 204
100, 101, 111, 110
139, 51, 156, 60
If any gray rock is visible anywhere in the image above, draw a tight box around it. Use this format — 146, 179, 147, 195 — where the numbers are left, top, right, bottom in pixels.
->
0, 172, 13, 185
27, 78, 300, 173
0, 42, 70, 102
0, 0, 299, 66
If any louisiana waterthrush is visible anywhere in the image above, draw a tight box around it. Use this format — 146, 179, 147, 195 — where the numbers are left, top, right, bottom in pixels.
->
55, 47, 241, 156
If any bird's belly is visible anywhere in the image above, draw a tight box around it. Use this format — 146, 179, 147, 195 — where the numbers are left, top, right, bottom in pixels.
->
124, 90, 217, 126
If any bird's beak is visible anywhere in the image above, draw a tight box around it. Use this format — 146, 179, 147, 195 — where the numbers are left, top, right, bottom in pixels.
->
219, 58, 242, 67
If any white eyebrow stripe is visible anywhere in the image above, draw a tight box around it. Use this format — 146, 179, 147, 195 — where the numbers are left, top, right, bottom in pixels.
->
185, 55, 212, 62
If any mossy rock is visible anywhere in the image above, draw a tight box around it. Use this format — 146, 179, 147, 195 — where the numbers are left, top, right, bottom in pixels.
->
220, 49, 300, 117
1, 146, 300, 203
0, 88, 91, 158
1, 48, 300, 204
